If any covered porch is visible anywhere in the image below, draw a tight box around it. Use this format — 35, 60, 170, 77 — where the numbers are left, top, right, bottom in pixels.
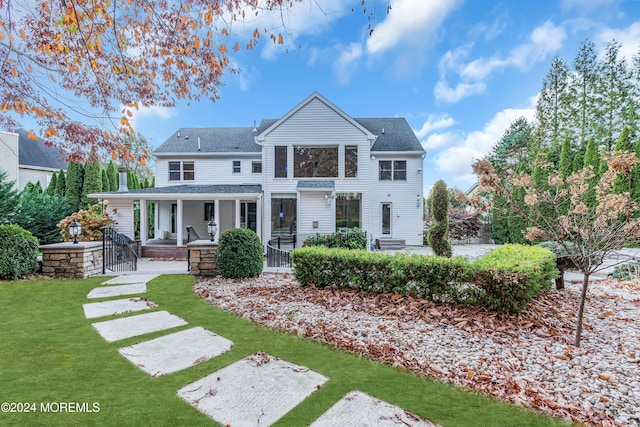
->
92, 184, 263, 259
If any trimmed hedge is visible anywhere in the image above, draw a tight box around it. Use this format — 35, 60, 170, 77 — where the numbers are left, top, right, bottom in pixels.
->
0, 224, 39, 280
472, 244, 558, 314
292, 244, 559, 314
303, 228, 367, 250
215, 228, 263, 278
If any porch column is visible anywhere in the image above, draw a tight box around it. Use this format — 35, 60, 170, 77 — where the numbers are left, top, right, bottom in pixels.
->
214, 199, 220, 241
154, 201, 159, 238
140, 199, 148, 245
176, 199, 184, 246
235, 199, 241, 229
256, 196, 262, 243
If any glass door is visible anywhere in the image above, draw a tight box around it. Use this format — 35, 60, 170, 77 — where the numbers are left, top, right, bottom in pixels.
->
240, 202, 257, 233
381, 203, 391, 235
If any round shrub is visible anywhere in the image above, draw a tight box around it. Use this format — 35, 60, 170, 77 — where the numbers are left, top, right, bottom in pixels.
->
215, 228, 263, 278
0, 224, 39, 280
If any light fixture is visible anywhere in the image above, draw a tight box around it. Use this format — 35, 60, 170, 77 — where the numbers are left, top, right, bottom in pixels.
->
417, 168, 423, 173
69, 219, 82, 244
324, 193, 332, 206
207, 219, 218, 242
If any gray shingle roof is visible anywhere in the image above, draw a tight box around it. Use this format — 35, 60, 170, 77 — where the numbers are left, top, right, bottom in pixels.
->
356, 118, 424, 152
296, 180, 335, 190
154, 118, 423, 155
16, 129, 68, 170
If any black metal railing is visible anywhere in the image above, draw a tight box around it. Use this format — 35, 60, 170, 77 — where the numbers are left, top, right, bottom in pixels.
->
186, 225, 201, 242
266, 236, 297, 268
101, 225, 139, 273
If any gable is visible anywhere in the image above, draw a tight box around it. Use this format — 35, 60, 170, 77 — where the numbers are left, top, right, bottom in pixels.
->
255, 92, 376, 144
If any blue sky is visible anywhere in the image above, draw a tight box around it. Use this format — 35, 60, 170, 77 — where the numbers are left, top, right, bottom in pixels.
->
128, 0, 640, 195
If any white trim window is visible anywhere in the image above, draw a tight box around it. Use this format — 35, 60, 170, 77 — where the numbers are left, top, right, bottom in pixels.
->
169, 161, 194, 181
378, 160, 406, 181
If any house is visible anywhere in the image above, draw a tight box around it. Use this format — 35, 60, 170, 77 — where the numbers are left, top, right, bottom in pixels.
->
90, 92, 426, 256
0, 129, 68, 190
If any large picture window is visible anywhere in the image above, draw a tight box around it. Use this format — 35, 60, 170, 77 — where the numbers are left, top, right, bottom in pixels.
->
345, 146, 358, 178
378, 160, 406, 181
274, 146, 287, 178
294, 146, 338, 178
336, 193, 361, 229
169, 161, 194, 181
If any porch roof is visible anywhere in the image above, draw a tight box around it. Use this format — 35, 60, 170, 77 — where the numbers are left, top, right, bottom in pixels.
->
89, 184, 262, 201
296, 180, 335, 191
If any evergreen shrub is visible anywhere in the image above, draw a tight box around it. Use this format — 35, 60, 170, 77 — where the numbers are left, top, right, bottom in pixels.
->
215, 228, 263, 278
472, 244, 558, 314
303, 228, 367, 250
0, 224, 39, 280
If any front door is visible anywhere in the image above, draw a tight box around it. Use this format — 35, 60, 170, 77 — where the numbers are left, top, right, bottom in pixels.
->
381, 202, 391, 236
240, 202, 257, 233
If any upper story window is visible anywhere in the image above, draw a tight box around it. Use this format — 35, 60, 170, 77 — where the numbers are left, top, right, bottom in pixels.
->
169, 161, 194, 181
274, 146, 287, 178
345, 146, 358, 178
379, 160, 406, 181
252, 161, 262, 174
232, 160, 241, 174
294, 146, 338, 178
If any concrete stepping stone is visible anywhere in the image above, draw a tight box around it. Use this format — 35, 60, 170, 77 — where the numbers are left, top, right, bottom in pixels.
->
92, 310, 187, 342
87, 283, 147, 299
178, 352, 327, 426
310, 390, 439, 427
101, 274, 159, 285
118, 327, 234, 377
83, 297, 157, 319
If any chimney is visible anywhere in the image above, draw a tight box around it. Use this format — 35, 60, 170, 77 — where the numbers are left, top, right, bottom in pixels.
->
117, 167, 129, 192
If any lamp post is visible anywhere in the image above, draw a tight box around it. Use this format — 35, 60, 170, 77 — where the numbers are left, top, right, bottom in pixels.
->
69, 219, 82, 244
207, 219, 218, 242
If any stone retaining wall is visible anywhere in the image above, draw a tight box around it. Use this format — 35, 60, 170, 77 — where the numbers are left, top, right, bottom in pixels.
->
186, 240, 218, 276
40, 242, 103, 278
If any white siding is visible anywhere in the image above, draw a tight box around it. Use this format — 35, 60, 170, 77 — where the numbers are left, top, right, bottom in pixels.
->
110, 200, 134, 238
368, 156, 424, 246
18, 167, 54, 191
297, 193, 332, 238
155, 157, 261, 187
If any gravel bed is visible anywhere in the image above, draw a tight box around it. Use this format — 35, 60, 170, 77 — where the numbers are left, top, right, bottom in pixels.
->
194, 274, 640, 427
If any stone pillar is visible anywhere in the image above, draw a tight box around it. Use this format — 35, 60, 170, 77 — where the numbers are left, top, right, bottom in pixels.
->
40, 242, 103, 279
186, 240, 218, 277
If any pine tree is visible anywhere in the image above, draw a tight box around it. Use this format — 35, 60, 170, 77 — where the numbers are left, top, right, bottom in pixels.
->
583, 137, 601, 208
572, 139, 587, 174
0, 170, 19, 224
532, 150, 555, 217
536, 56, 572, 150
55, 169, 66, 198
507, 185, 528, 244
82, 156, 103, 208
491, 194, 510, 244
596, 40, 630, 150
570, 40, 599, 147
612, 126, 633, 194
46, 172, 58, 196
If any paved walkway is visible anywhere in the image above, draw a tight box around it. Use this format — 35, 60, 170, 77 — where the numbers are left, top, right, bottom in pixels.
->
83, 274, 439, 426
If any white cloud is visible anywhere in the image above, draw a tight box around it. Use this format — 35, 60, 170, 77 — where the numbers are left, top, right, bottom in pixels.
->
597, 22, 640, 61
434, 105, 536, 184
414, 114, 456, 138
422, 131, 459, 150
434, 81, 486, 103
365, 0, 461, 55
126, 105, 177, 130
332, 43, 363, 85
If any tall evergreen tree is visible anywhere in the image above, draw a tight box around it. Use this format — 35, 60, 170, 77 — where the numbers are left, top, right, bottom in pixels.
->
595, 40, 630, 150
613, 126, 633, 194
572, 138, 587, 174
46, 172, 58, 196
106, 161, 118, 192
101, 169, 110, 192
55, 169, 66, 198
82, 156, 103, 208
559, 137, 573, 178
65, 161, 84, 211
570, 40, 599, 147
0, 170, 19, 224
536, 56, 572, 151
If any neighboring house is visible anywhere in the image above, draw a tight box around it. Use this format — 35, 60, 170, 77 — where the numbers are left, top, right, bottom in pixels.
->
90, 92, 426, 253
0, 129, 68, 190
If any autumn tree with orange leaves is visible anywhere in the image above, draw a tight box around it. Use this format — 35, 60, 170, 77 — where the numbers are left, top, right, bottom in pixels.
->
0, 0, 385, 161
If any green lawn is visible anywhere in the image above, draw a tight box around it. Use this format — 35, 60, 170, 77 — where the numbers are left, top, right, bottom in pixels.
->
0, 275, 574, 426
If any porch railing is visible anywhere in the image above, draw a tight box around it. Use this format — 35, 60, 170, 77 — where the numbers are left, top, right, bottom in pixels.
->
266, 238, 292, 268
186, 225, 201, 242
100, 225, 139, 273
